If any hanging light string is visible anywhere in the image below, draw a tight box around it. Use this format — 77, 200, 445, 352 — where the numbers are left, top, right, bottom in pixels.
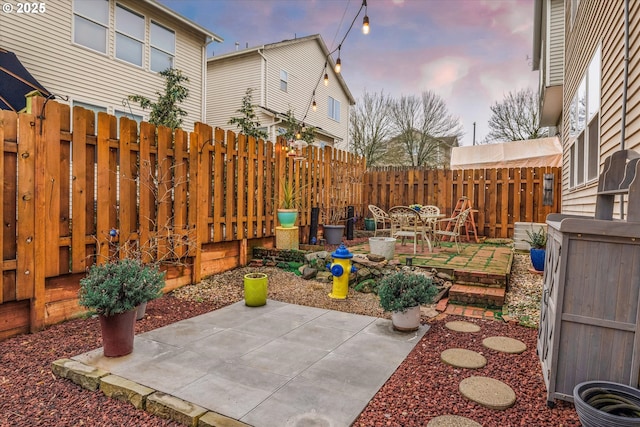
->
300, 0, 369, 124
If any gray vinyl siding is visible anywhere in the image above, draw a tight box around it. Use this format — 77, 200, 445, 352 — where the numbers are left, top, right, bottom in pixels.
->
264, 39, 350, 145
561, 0, 640, 216
206, 53, 262, 131
206, 36, 352, 146
548, 0, 564, 85
0, 0, 207, 132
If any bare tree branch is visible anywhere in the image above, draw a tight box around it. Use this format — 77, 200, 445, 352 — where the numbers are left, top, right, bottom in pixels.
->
482, 88, 549, 143
349, 90, 393, 167
389, 91, 463, 167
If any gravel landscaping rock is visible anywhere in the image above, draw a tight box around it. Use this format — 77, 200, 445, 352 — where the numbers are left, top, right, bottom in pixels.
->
0, 246, 569, 426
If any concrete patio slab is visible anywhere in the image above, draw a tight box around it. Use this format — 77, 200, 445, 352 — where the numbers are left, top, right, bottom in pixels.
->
71, 300, 428, 426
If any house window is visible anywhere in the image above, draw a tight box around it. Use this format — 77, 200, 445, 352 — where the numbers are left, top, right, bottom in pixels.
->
280, 70, 288, 92
115, 4, 145, 67
568, 46, 600, 188
150, 22, 175, 72
73, 0, 109, 53
328, 96, 340, 122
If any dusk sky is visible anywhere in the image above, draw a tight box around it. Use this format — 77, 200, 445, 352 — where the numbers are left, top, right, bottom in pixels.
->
159, 0, 539, 147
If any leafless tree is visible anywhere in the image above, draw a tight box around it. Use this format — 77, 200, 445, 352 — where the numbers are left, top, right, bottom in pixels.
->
482, 88, 548, 143
349, 90, 393, 167
389, 91, 463, 167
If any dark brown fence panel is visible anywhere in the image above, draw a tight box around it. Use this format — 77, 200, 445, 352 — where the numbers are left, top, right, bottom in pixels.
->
364, 166, 561, 239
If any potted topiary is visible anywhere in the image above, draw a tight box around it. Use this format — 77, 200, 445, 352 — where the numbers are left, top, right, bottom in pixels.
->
277, 178, 299, 228
378, 271, 437, 331
78, 258, 165, 357
525, 226, 547, 272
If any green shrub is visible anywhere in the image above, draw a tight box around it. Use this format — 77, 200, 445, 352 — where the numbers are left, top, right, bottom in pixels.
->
78, 259, 165, 317
378, 272, 437, 313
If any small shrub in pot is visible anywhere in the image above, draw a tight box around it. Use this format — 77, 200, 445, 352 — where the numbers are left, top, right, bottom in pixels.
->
79, 259, 165, 316
378, 271, 437, 313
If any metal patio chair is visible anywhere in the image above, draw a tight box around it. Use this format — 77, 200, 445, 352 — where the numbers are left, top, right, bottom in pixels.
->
368, 204, 391, 236
434, 207, 472, 253
388, 206, 431, 254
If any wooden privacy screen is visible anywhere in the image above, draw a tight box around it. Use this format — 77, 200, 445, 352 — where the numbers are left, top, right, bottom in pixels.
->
0, 97, 558, 338
364, 166, 561, 238
0, 98, 366, 336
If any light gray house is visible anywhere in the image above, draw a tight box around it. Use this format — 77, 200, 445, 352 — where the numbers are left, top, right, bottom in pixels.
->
0, 0, 222, 131
207, 34, 355, 148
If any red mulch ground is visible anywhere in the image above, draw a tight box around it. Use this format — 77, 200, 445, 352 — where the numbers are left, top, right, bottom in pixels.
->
0, 294, 580, 426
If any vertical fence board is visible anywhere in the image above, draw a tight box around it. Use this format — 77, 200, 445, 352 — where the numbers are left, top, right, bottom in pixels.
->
139, 122, 155, 263
59, 104, 71, 273
212, 127, 224, 241
118, 118, 134, 258
225, 130, 236, 241
173, 129, 188, 258
246, 136, 256, 238
1, 111, 17, 303
237, 134, 247, 240
16, 112, 36, 301
500, 168, 509, 237
71, 107, 88, 273
256, 139, 265, 237
156, 126, 172, 261
96, 113, 117, 263
43, 101, 61, 277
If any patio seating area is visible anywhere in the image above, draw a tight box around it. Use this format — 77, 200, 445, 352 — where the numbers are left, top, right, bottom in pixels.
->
345, 235, 514, 314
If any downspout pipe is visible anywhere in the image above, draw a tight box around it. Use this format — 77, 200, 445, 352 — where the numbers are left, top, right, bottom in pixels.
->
620, 0, 630, 218
202, 36, 216, 124
621, 0, 629, 150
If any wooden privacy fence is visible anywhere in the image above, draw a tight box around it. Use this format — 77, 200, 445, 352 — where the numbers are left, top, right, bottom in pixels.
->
0, 98, 364, 339
365, 166, 561, 238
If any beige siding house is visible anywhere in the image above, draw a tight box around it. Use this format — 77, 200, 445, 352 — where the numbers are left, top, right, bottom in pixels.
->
207, 34, 355, 148
0, 0, 221, 131
534, 0, 640, 217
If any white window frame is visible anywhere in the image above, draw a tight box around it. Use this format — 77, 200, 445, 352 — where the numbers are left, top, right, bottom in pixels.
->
72, 0, 109, 54
280, 70, 288, 92
150, 21, 176, 72
115, 4, 145, 67
328, 96, 340, 122
568, 45, 600, 189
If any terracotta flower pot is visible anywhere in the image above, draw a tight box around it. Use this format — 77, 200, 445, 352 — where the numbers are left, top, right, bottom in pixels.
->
99, 309, 136, 357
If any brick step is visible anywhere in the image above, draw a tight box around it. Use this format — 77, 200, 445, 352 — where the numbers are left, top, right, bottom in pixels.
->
453, 270, 508, 288
448, 283, 506, 307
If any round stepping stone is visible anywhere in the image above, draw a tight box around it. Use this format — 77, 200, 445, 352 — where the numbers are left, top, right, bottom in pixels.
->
441, 348, 487, 369
482, 336, 527, 354
445, 321, 481, 333
427, 415, 482, 427
459, 376, 516, 410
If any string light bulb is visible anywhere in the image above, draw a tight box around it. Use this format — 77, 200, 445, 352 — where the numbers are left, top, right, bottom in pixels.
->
362, 15, 370, 34
312, 91, 317, 111
324, 72, 329, 86
335, 46, 341, 74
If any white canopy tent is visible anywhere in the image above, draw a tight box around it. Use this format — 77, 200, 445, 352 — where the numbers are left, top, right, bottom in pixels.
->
450, 137, 562, 170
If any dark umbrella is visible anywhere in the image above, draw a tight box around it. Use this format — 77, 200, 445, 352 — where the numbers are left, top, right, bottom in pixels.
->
0, 48, 50, 112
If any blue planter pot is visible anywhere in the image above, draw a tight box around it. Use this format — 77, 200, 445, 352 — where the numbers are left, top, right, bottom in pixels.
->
530, 248, 545, 272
